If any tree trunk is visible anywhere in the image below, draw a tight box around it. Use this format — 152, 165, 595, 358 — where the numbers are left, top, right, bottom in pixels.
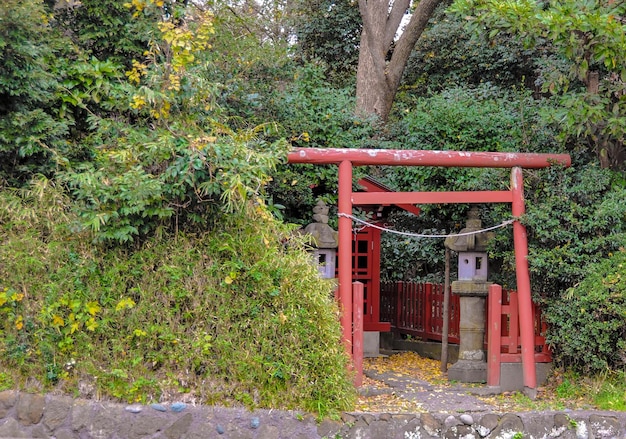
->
356, 0, 444, 122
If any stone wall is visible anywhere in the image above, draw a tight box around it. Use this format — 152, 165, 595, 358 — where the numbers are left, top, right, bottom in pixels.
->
1, 390, 625, 439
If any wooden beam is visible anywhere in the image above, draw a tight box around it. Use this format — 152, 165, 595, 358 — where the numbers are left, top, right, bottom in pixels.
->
288, 148, 571, 169
352, 191, 513, 205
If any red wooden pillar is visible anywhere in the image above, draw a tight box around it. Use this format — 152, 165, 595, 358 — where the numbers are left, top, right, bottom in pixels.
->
511, 167, 537, 391
338, 160, 353, 359
396, 281, 403, 331
487, 284, 502, 386
353, 281, 364, 386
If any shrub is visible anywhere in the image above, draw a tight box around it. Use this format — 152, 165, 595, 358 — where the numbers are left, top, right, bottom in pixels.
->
545, 249, 626, 373
0, 180, 355, 416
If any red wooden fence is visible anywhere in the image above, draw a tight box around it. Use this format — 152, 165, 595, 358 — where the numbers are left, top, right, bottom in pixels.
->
380, 281, 551, 363
491, 286, 551, 362
381, 282, 461, 343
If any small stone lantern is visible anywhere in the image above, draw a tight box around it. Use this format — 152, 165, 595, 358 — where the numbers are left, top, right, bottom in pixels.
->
444, 207, 494, 382
303, 200, 338, 279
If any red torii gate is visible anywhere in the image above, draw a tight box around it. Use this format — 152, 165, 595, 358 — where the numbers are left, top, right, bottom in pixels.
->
287, 148, 571, 392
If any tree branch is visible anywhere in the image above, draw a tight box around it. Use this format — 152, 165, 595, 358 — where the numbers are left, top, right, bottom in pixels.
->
358, 0, 388, 80
387, 0, 443, 90
384, 0, 410, 47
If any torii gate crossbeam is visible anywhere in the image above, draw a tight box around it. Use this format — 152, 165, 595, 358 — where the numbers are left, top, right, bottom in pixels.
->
287, 148, 571, 393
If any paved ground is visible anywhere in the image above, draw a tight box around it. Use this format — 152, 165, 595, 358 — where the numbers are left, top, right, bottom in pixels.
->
356, 351, 518, 414
361, 367, 498, 413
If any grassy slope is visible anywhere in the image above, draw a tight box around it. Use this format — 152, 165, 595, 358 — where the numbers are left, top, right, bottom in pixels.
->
0, 182, 355, 416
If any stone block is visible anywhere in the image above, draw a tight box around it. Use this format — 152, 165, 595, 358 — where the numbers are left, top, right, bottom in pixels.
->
364, 332, 380, 357
0, 390, 18, 418
447, 360, 487, 383
16, 393, 45, 426
43, 395, 72, 430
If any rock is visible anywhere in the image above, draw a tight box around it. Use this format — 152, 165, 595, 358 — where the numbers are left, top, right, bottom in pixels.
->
361, 413, 375, 425
0, 391, 18, 418
125, 405, 143, 413
0, 417, 26, 438
317, 418, 342, 438
460, 414, 474, 425
170, 402, 186, 412
421, 413, 442, 437
43, 395, 72, 430
589, 414, 621, 439
163, 412, 192, 439
150, 403, 167, 412
250, 416, 260, 429
216, 424, 225, 434
489, 413, 524, 439
475, 413, 499, 437
16, 393, 45, 426
445, 415, 462, 430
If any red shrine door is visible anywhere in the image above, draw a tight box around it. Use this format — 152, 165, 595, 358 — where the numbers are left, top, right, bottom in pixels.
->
351, 227, 389, 332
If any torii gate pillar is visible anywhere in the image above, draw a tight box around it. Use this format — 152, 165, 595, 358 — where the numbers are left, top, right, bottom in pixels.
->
511, 166, 537, 395
338, 160, 353, 356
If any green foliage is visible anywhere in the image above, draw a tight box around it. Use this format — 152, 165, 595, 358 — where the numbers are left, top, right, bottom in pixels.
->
404, 8, 539, 93
379, 211, 450, 282
49, 0, 161, 68
523, 164, 626, 298
64, 123, 288, 243
394, 83, 558, 153
0, 0, 69, 185
273, 64, 377, 150
0, 181, 355, 415
593, 371, 626, 411
290, 0, 362, 85
544, 248, 626, 373
266, 64, 377, 225
53, 4, 290, 244
163, 0, 298, 128
450, 0, 626, 169
377, 85, 560, 281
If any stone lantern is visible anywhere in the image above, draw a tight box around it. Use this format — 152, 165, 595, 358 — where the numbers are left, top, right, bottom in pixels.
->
444, 207, 494, 382
303, 200, 338, 279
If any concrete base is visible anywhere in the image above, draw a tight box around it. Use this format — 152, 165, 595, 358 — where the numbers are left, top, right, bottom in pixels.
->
448, 360, 487, 383
364, 331, 380, 357
499, 362, 552, 392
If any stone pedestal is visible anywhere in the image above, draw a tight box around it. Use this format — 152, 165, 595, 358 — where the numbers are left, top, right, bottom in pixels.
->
448, 281, 490, 383
364, 331, 380, 357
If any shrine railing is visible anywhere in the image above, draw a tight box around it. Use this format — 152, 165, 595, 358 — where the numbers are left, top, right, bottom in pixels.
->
380, 281, 461, 344
380, 281, 552, 363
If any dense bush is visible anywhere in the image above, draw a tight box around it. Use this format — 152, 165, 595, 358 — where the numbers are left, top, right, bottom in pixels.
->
404, 8, 539, 93
544, 249, 626, 373
377, 84, 560, 281
0, 180, 354, 415
523, 164, 626, 299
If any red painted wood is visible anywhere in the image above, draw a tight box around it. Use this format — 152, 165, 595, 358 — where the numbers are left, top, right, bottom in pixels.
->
383, 282, 550, 361
352, 190, 513, 205
370, 228, 382, 330
353, 282, 364, 387
509, 291, 520, 354
488, 284, 503, 386
288, 148, 571, 168
398, 284, 405, 329
338, 161, 353, 358
364, 322, 391, 331
424, 283, 432, 336
512, 167, 537, 389
357, 178, 422, 216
